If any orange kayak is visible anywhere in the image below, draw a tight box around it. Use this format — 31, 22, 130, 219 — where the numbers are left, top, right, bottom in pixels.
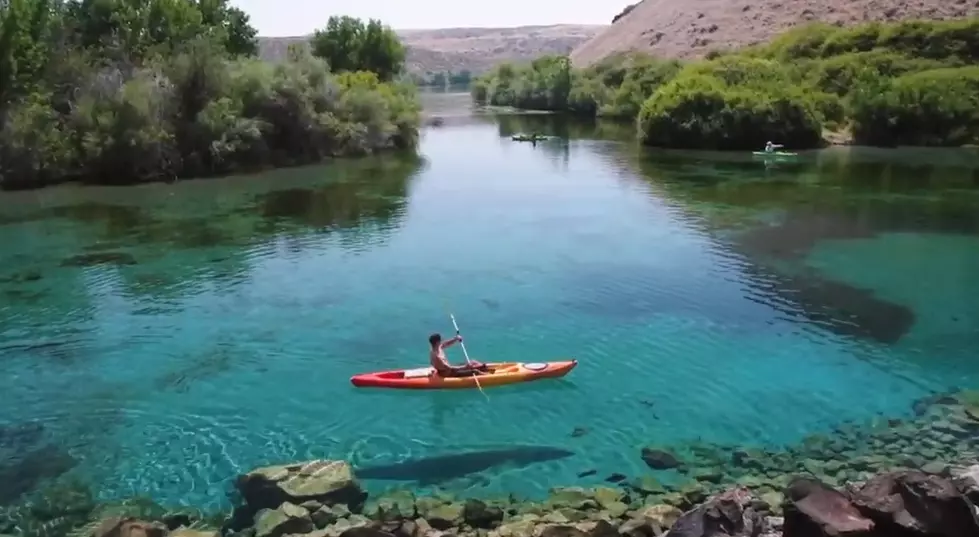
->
350, 360, 577, 390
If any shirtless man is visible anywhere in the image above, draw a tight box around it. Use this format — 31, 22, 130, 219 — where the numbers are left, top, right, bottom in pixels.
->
429, 332, 487, 377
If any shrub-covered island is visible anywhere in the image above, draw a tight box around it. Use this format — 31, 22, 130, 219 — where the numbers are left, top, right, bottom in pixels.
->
471, 19, 979, 150
0, 1, 420, 190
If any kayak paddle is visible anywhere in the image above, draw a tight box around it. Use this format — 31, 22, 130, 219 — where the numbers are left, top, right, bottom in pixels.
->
449, 313, 488, 399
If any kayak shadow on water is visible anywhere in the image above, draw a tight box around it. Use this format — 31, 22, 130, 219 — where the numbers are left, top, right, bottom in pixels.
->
352, 443, 577, 488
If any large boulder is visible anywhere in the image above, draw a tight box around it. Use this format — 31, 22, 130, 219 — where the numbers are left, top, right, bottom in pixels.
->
952, 464, 979, 504
664, 487, 763, 537
782, 478, 874, 537
237, 460, 367, 512
848, 470, 979, 537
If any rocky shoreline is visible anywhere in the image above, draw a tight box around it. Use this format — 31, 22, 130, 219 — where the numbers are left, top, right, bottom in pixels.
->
3, 391, 979, 537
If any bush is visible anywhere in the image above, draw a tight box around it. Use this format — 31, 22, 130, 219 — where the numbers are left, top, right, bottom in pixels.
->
0, 40, 421, 189
849, 66, 979, 147
638, 72, 822, 150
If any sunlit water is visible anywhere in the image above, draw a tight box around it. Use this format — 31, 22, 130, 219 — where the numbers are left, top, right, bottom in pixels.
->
2, 96, 979, 510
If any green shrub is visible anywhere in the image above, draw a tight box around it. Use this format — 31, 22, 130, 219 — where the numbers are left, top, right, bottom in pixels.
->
850, 66, 979, 147
638, 71, 822, 150
471, 17, 979, 149
0, 3, 420, 189
0, 40, 421, 189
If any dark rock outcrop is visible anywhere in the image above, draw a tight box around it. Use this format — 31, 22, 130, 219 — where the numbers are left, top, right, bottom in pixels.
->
848, 470, 979, 537
783, 477, 875, 537
666, 487, 763, 537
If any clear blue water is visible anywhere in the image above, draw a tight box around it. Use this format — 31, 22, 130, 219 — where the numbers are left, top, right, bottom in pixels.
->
2, 103, 979, 511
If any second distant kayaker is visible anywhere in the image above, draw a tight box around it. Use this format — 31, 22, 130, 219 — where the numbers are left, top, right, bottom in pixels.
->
764, 141, 784, 153
429, 333, 487, 377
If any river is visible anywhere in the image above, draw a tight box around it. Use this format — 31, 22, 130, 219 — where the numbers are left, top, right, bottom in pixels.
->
1, 91, 978, 510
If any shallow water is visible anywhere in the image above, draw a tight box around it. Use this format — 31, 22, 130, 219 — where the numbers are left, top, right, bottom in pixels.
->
2, 104, 979, 511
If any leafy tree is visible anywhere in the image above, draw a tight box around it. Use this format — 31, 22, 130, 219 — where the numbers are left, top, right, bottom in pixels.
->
0, 2, 420, 189
0, 0, 58, 114
309, 15, 405, 81
61, 0, 256, 60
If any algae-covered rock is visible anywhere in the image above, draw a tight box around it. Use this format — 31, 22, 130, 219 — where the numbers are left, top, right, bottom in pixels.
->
489, 514, 539, 537
463, 499, 504, 528
253, 503, 313, 537
170, 530, 219, 537
536, 525, 587, 537
237, 460, 367, 512
629, 476, 666, 495
590, 488, 624, 510
545, 488, 597, 511
425, 503, 464, 530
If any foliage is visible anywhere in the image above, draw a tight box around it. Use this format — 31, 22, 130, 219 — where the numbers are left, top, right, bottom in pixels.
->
309, 15, 405, 82
637, 69, 822, 150
471, 18, 979, 149
408, 69, 472, 87
849, 67, 979, 147
0, 3, 421, 190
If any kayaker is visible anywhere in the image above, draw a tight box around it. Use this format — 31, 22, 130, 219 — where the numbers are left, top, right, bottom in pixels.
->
764, 141, 784, 153
429, 333, 487, 377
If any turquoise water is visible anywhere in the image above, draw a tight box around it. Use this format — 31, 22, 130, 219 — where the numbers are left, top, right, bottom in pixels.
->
2, 106, 979, 511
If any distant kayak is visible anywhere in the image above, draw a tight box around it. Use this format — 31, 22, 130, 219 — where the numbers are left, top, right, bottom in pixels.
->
350, 360, 578, 390
752, 151, 798, 157
511, 134, 549, 142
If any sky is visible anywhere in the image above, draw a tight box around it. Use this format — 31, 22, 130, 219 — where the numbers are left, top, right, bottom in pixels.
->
230, 0, 635, 36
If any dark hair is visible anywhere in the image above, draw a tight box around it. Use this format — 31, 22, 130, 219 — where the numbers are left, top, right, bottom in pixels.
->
429, 333, 442, 346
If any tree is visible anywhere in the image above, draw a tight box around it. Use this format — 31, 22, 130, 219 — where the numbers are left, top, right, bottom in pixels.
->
61, 0, 257, 60
0, 0, 58, 115
309, 15, 405, 81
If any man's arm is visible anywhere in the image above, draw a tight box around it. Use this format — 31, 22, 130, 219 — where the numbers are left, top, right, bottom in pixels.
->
440, 335, 462, 349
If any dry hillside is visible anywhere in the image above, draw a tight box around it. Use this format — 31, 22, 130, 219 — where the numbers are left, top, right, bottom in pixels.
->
259, 25, 604, 75
571, 0, 979, 66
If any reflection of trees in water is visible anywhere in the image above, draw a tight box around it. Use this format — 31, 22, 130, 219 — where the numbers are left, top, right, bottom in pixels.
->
0, 153, 425, 335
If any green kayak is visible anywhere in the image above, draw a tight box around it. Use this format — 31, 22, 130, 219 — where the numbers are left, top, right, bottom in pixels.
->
512, 134, 549, 142
752, 151, 798, 157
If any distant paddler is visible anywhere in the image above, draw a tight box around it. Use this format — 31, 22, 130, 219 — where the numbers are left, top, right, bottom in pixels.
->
763, 141, 784, 153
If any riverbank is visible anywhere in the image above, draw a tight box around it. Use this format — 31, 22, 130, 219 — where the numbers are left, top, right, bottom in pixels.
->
3, 389, 978, 537
471, 19, 979, 150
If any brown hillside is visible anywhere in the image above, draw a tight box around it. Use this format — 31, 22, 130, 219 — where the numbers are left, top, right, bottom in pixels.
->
570, 0, 979, 66
259, 25, 604, 75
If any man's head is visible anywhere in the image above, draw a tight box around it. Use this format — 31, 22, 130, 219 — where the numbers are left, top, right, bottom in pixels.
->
429, 333, 442, 348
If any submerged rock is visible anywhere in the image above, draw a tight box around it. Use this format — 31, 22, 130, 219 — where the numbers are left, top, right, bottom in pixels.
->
236, 460, 367, 512
60, 252, 137, 267
640, 448, 681, 470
